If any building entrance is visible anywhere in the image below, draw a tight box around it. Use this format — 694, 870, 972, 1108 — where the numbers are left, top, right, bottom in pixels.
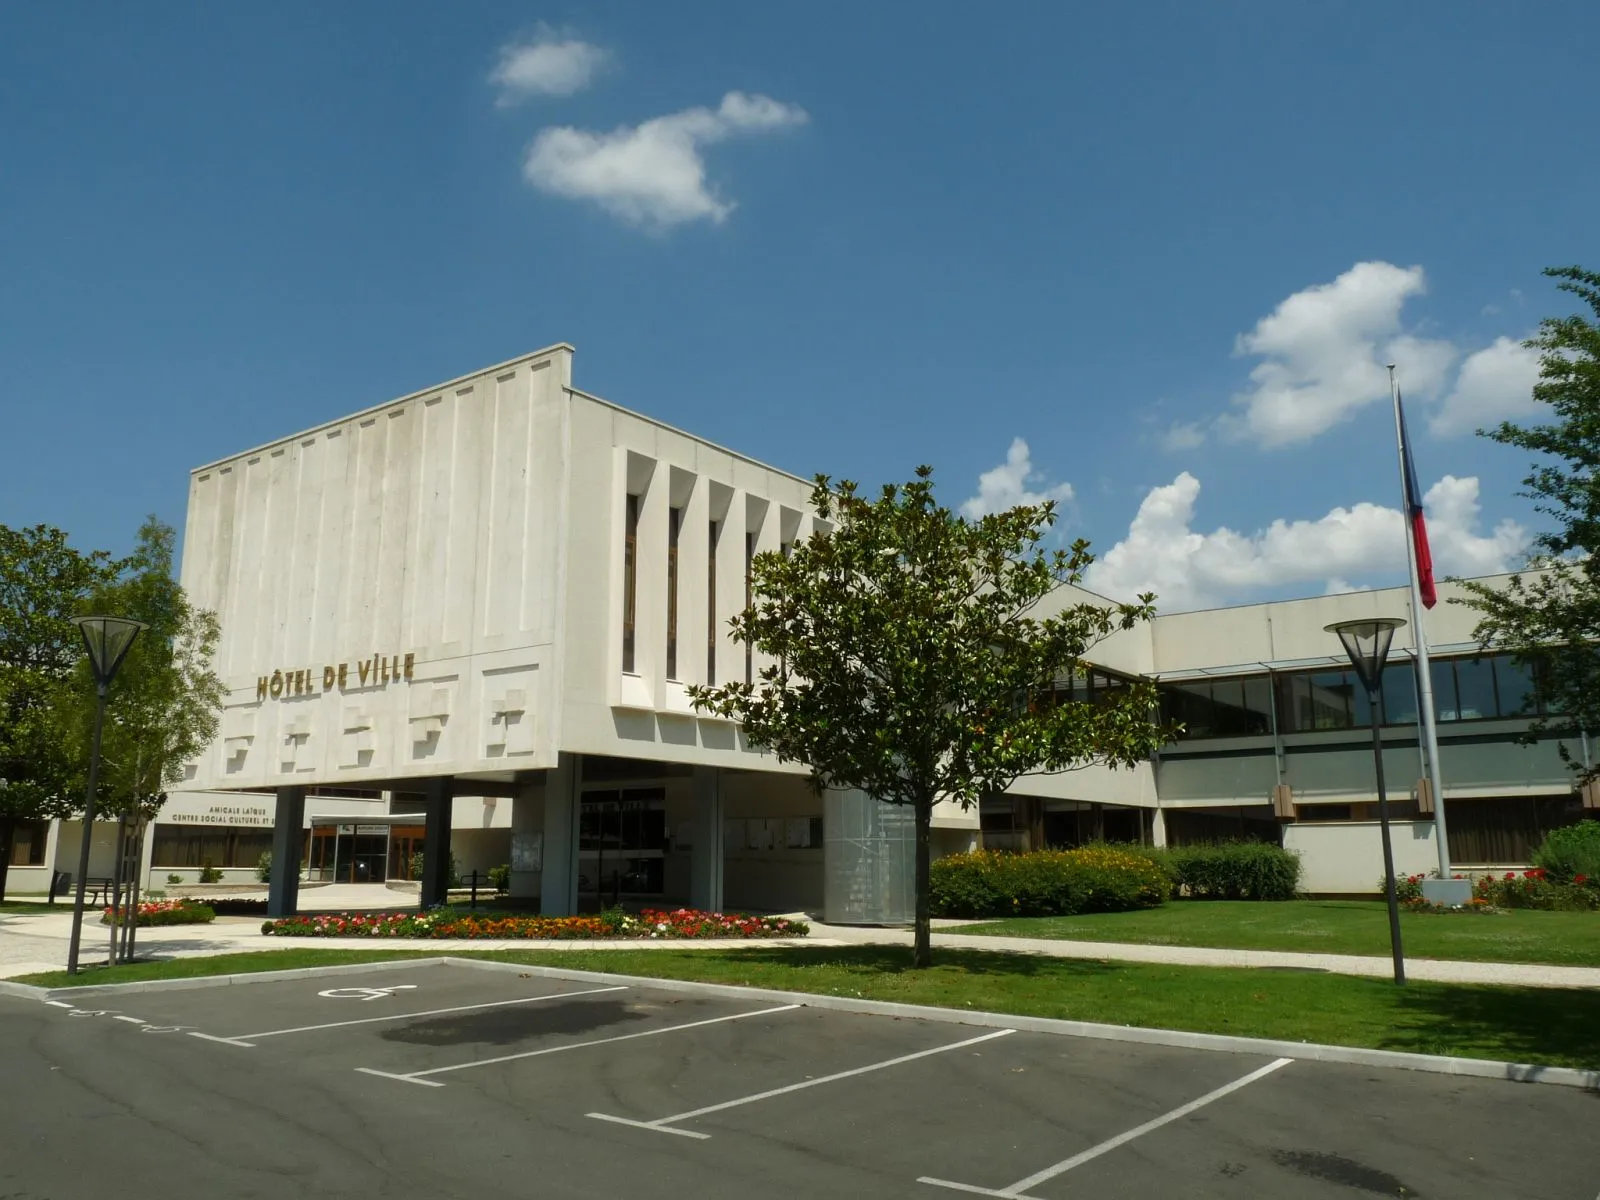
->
578, 787, 666, 905
308, 823, 394, 883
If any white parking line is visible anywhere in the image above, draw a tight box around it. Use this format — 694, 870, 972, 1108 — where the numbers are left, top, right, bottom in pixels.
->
589, 1028, 1016, 1140
918, 1056, 1295, 1198
356, 1003, 802, 1088
44, 1001, 75, 1009
113, 1016, 148, 1025
212, 984, 629, 1045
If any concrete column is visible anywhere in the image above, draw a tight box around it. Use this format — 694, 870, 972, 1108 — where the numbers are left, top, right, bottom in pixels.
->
541, 754, 580, 917
137, 817, 157, 891
1151, 807, 1168, 848
420, 776, 454, 909
267, 786, 306, 917
508, 778, 543, 901
689, 766, 724, 912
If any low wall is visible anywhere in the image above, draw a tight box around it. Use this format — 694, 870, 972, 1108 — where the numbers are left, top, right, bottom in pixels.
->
1284, 821, 1440, 895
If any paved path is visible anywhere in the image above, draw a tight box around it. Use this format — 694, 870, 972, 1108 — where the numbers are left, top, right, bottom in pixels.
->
815, 920, 1600, 989
5, 905, 1599, 989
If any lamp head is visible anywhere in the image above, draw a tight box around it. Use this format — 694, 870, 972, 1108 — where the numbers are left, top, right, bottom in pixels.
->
1324, 617, 1406, 695
73, 616, 147, 687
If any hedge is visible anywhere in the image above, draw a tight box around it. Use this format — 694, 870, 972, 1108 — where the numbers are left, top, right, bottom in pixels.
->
930, 847, 1170, 918
1150, 841, 1302, 901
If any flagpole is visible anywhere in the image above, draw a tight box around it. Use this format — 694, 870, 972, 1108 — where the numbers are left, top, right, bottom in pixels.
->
1390, 365, 1452, 879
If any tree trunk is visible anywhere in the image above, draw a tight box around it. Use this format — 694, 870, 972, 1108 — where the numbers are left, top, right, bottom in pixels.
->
913, 796, 933, 969
0, 818, 15, 903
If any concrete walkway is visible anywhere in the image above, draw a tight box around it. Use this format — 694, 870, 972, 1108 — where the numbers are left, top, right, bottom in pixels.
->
813, 919, 1600, 989
4, 904, 1599, 989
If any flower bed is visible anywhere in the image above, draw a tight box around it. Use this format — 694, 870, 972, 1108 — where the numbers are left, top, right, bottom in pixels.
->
1474, 868, 1600, 912
261, 906, 810, 940
1390, 869, 1600, 913
102, 899, 217, 927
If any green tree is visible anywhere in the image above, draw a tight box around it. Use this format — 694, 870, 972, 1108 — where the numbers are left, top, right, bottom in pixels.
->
1461, 267, 1600, 775
73, 517, 226, 826
0, 525, 117, 898
688, 467, 1171, 967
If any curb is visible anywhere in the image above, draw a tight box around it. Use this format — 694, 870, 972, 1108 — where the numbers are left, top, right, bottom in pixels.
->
9, 952, 1595, 1090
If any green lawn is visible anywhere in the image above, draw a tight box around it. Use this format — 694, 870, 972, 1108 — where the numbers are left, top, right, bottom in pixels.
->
15, 944, 1600, 1070
0, 900, 67, 916
951, 901, 1600, 967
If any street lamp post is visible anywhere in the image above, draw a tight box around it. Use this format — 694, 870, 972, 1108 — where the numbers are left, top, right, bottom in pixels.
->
66, 616, 146, 976
1327, 617, 1407, 986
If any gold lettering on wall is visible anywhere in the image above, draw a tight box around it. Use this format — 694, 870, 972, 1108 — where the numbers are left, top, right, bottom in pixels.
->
249, 651, 420, 701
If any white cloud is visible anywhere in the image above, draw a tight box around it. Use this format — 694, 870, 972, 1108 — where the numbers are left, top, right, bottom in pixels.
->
522, 91, 807, 227
1160, 421, 1206, 453
1225, 261, 1456, 448
1429, 336, 1542, 437
1084, 472, 1527, 611
1323, 579, 1371, 596
960, 438, 1074, 519
491, 32, 608, 102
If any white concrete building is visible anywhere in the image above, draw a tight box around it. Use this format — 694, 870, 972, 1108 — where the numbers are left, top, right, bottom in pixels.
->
10, 344, 1591, 909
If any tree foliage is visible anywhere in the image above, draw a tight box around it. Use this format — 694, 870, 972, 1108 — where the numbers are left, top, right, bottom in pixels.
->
0, 524, 118, 894
1460, 267, 1600, 774
688, 467, 1171, 965
72, 517, 226, 822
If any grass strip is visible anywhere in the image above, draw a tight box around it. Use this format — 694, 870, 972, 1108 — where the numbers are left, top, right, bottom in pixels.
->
16, 944, 1600, 1070
953, 901, 1600, 967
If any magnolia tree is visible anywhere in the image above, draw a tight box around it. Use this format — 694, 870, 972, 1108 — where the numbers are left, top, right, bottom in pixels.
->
1461, 267, 1600, 773
0, 525, 118, 899
688, 467, 1170, 967
76, 517, 226, 826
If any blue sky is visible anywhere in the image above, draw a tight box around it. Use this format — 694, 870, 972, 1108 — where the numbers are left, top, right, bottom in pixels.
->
1, 2, 1593, 611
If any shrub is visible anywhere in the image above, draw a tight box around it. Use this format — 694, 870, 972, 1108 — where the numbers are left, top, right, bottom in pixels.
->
1392, 873, 1426, 903
1532, 820, 1600, 886
256, 851, 272, 883
409, 850, 463, 888
1161, 841, 1301, 901
488, 863, 511, 893
198, 860, 223, 884
929, 847, 1169, 919
165, 873, 183, 885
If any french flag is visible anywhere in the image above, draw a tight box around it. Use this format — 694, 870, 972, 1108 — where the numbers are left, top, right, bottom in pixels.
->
1397, 393, 1437, 609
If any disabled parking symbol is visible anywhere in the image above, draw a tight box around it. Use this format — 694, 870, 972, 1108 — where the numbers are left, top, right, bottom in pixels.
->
317, 985, 419, 1002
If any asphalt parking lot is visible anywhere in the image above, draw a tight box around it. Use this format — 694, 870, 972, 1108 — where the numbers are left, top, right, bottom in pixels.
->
3, 961, 1597, 1199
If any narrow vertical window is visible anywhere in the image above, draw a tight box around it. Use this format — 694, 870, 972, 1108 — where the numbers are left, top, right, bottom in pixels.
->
622, 494, 638, 673
707, 519, 719, 685
666, 506, 682, 680
745, 531, 756, 685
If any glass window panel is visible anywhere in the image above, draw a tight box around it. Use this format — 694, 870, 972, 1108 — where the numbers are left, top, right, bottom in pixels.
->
1350, 675, 1375, 728
1275, 673, 1309, 733
1240, 677, 1273, 735
622, 495, 638, 674
1430, 660, 1460, 721
9, 820, 49, 866
1208, 679, 1247, 736
1306, 671, 1354, 729
1494, 656, 1536, 717
1453, 658, 1496, 721
1169, 681, 1214, 737
1381, 660, 1418, 726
